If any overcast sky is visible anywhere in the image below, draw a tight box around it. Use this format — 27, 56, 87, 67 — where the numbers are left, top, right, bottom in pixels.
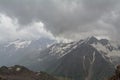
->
0, 0, 120, 42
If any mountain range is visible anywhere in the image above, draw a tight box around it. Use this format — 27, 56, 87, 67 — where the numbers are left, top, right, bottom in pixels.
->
0, 37, 55, 66
0, 36, 120, 80
18, 36, 120, 80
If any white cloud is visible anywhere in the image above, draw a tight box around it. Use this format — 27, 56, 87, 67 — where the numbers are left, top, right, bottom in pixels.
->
0, 13, 54, 42
0, 0, 120, 41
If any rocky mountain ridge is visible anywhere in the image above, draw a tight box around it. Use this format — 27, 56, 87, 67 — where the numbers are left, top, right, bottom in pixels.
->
21, 36, 119, 80
0, 65, 58, 80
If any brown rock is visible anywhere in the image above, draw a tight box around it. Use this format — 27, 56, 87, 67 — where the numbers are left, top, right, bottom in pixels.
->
108, 65, 120, 80
0, 65, 58, 80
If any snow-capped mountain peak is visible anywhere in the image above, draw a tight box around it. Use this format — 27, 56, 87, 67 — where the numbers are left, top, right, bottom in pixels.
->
5, 39, 31, 49
33, 36, 114, 80
85, 36, 98, 44
47, 39, 85, 58
43, 36, 120, 63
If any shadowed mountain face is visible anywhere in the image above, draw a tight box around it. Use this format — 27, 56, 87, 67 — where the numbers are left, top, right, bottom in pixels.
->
0, 65, 58, 80
0, 36, 119, 80
48, 42, 114, 80
21, 36, 118, 80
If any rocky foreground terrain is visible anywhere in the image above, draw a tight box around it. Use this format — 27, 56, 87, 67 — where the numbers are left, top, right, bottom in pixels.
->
0, 65, 58, 80
108, 65, 120, 80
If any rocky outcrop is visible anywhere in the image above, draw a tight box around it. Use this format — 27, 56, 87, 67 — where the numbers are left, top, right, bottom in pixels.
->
108, 65, 120, 80
0, 65, 58, 80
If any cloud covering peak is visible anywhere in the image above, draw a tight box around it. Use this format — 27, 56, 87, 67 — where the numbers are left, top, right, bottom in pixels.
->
0, 0, 120, 41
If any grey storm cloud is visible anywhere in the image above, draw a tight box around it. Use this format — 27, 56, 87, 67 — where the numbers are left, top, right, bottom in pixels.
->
0, 0, 120, 40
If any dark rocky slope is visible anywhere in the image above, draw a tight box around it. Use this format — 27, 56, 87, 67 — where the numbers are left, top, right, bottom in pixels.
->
0, 65, 58, 80
48, 43, 114, 80
108, 65, 120, 80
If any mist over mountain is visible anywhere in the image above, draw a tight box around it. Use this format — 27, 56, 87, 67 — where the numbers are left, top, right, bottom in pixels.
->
0, 36, 119, 80
0, 37, 55, 66
0, 0, 120, 42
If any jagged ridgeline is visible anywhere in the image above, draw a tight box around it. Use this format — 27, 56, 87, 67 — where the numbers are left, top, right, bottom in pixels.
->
0, 36, 120, 80
20, 36, 117, 80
